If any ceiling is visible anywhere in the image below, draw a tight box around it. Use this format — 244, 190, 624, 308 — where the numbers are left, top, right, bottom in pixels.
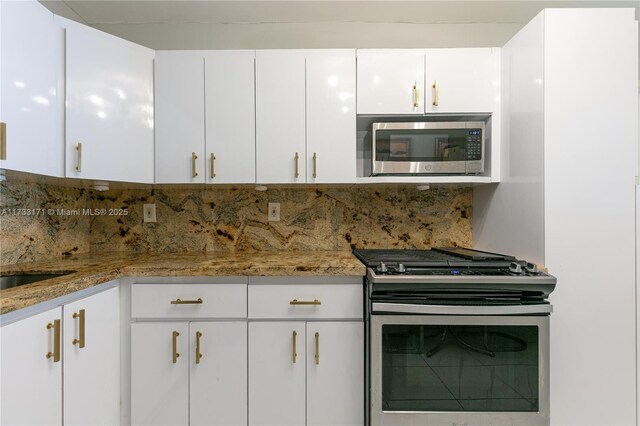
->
39, 0, 639, 61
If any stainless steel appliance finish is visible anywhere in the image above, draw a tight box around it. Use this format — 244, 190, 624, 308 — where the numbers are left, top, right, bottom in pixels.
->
357, 247, 555, 426
371, 121, 485, 175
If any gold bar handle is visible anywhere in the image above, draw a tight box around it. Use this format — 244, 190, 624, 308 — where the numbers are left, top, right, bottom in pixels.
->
412, 82, 420, 108
290, 299, 321, 305
195, 331, 203, 364
210, 153, 216, 179
170, 298, 203, 305
312, 152, 317, 178
432, 80, 439, 106
294, 152, 299, 178
72, 309, 85, 348
75, 143, 82, 172
46, 319, 61, 362
191, 152, 198, 178
292, 330, 297, 363
0, 122, 6, 160
172, 331, 180, 364
315, 332, 320, 365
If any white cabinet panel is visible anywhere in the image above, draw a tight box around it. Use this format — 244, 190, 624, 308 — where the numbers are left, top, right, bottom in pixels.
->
425, 48, 500, 113
306, 322, 364, 426
248, 322, 306, 426
63, 17, 154, 183
256, 50, 306, 184
154, 51, 205, 183
0, 0, 62, 176
63, 287, 120, 426
190, 322, 247, 426
131, 322, 189, 426
306, 50, 356, 183
205, 50, 256, 184
357, 50, 425, 114
0, 307, 62, 426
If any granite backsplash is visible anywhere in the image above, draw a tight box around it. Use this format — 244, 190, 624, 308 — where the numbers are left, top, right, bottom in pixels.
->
1, 174, 472, 265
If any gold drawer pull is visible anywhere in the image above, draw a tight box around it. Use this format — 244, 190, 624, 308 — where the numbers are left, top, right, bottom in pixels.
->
292, 330, 297, 364
312, 152, 317, 178
195, 331, 203, 364
315, 332, 320, 365
72, 309, 85, 348
294, 152, 299, 178
75, 143, 82, 172
192, 152, 198, 178
46, 319, 61, 362
290, 299, 321, 305
170, 298, 203, 305
0, 122, 6, 160
432, 80, 439, 106
210, 153, 216, 179
172, 331, 180, 364
412, 82, 420, 108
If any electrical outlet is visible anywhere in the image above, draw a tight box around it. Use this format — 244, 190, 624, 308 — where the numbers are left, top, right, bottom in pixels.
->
268, 202, 280, 222
143, 203, 156, 223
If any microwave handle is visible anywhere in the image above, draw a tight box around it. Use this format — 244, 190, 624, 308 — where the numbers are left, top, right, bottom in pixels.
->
371, 302, 552, 316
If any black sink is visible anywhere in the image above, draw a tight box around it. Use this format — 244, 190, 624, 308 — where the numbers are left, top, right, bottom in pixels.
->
1, 272, 73, 290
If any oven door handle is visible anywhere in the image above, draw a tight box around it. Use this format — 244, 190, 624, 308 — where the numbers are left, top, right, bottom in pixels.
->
371, 302, 553, 316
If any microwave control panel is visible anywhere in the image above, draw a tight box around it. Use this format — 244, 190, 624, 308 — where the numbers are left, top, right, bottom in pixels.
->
466, 129, 483, 161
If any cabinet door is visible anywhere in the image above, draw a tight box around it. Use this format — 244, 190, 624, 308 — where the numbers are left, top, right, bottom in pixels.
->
190, 322, 247, 426
0, 307, 62, 426
306, 50, 356, 183
256, 50, 306, 184
63, 287, 120, 426
205, 51, 255, 184
131, 322, 189, 426
0, 0, 62, 176
306, 322, 364, 426
248, 322, 306, 426
425, 48, 500, 113
356, 50, 425, 114
155, 51, 205, 183
63, 17, 154, 183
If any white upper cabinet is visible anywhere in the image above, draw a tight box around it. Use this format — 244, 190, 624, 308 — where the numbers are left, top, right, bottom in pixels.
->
306, 50, 356, 183
155, 51, 205, 183
61, 17, 154, 183
0, 0, 62, 176
356, 50, 425, 114
204, 51, 256, 184
256, 50, 306, 184
425, 48, 500, 113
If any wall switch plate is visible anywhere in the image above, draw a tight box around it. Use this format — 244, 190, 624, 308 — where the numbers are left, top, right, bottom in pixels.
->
143, 203, 156, 223
268, 202, 280, 222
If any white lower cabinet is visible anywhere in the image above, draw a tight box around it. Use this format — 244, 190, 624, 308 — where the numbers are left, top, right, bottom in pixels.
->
0, 307, 63, 426
0, 286, 119, 426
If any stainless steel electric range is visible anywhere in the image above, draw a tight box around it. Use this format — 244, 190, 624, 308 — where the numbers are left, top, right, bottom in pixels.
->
353, 247, 557, 426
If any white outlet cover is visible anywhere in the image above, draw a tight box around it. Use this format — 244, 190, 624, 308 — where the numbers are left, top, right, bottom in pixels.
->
268, 202, 280, 222
143, 203, 156, 223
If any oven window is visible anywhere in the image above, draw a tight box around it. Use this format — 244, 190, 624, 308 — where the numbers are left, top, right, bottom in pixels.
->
381, 325, 539, 412
375, 128, 470, 162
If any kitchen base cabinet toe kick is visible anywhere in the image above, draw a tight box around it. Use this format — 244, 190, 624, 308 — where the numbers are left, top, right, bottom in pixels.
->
128, 276, 364, 426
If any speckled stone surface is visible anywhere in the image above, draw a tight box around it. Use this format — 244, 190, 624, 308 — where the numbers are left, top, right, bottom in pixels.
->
1, 172, 472, 265
0, 251, 366, 314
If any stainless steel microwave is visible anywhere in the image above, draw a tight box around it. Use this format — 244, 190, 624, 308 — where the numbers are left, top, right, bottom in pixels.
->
371, 121, 485, 175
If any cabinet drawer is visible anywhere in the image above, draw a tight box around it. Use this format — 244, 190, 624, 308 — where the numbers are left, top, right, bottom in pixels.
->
131, 284, 246, 318
248, 284, 362, 320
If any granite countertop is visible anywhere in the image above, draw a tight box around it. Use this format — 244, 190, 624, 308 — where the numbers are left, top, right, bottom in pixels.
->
0, 251, 366, 315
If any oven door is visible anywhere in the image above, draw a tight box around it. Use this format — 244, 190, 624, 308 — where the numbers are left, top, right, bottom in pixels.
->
370, 312, 549, 426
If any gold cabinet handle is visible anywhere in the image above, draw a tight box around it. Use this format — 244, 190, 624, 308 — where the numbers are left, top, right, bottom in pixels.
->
315, 332, 320, 365
290, 299, 321, 305
412, 82, 420, 108
172, 331, 180, 364
195, 331, 203, 364
312, 152, 317, 178
72, 309, 85, 348
294, 152, 299, 178
46, 319, 61, 362
292, 330, 297, 364
191, 152, 198, 178
170, 298, 203, 305
432, 80, 439, 106
0, 122, 6, 160
75, 142, 82, 172
210, 153, 216, 179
